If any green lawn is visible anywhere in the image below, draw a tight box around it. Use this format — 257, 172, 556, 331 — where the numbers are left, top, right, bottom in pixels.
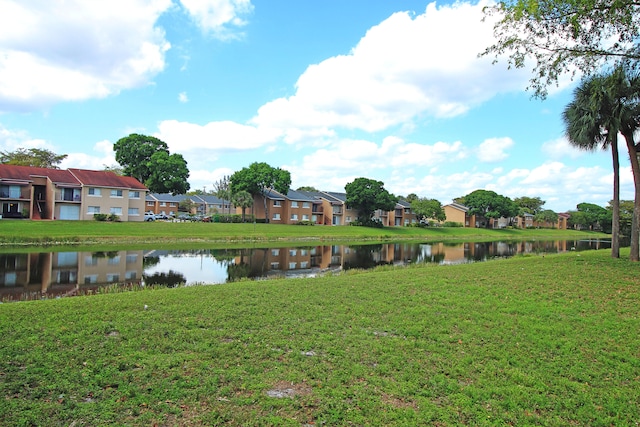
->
1, 249, 638, 426
0, 220, 607, 249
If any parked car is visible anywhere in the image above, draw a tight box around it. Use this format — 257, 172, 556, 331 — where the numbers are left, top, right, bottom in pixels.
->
154, 213, 168, 220
144, 212, 155, 221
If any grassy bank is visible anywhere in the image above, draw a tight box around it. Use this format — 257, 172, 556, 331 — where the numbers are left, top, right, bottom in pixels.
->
1, 249, 638, 426
0, 220, 607, 249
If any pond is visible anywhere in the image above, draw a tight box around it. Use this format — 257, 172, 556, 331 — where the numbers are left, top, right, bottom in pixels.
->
0, 238, 613, 301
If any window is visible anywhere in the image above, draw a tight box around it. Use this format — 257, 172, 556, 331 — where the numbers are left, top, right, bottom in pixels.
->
291, 214, 298, 221
273, 213, 281, 220
126, 254, 138, 264
130, 191, 140, 199
88, 187, 101, 196
289, 249, 297, 256
170, 202, 177, 207
289, 262, 297, 269
128, 208, 139, 216
270, 262, 280, 269
125, 271, 137, 280
302, 202, 310, 209
300, 261, 308, 269
106, 274, 120, 283
85, 256, 98, 266
291, 201, 298, 208
346, 216, 352, 222
302, 214, 309, 221
300, 250, 308, 256
160, 202, 166, 207
147, 201, 154, 206
110, 189, 123, 197
84, 275, 98, 284
271, 249, 280, 256
274, 200, 282, 207
110, 207, 123, 215
107, 256, 121, 265
87, 206, 100, 214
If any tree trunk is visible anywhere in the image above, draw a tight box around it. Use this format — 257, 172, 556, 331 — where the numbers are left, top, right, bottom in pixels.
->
623, 133, 640, 261
611, 138, 620, 258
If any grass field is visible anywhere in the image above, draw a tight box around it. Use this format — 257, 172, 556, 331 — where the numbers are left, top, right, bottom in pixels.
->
1, 249, 638, 426
0, 220, 608, 249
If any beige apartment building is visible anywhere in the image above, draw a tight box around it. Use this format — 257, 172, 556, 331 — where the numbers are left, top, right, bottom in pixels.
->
0, 164, 147, 221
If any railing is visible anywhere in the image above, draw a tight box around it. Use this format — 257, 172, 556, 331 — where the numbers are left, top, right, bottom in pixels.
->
0, 190, 30, 199
57, 195, 82, 202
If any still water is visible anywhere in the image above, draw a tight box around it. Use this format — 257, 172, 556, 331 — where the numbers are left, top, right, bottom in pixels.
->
0, 239, 612, 300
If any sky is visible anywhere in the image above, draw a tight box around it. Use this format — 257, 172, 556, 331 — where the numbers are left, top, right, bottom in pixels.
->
0, 0, 633, 213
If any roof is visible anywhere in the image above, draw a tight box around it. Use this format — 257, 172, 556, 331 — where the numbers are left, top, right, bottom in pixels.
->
397, 199, 412, 208
68, 168, 147, 190
148, 193, 188, 202
445, 202, 469, 212
0, 164, 79, 185
320, 191, 347, 203
194, 195, 228, 204
284, 189, 314, 202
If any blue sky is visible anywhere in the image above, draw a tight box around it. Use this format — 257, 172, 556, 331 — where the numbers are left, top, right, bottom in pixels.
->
0, 0, 631, 212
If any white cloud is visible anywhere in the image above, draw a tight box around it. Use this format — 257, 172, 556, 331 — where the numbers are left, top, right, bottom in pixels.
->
251, 0, 530, 140
179, 0, 253, 38
60, 140, 116, 170
178, 92, 189, 103
477, 137, 514, 162
541, 136, 589, 159
0, 0, 172, 112
0, 125, 49, 151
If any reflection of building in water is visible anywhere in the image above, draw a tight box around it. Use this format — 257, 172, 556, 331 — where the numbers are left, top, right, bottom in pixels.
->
0, 250, 143, 300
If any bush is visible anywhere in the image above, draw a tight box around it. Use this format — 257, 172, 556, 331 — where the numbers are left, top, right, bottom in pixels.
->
350, 218, 384, 228
108, 213, 120, 222
296, 220, 315, 226
93, 213, 108, 221
443, 221, 463, 227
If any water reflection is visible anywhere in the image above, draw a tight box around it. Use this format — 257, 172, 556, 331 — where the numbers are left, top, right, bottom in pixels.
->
0, 239, 612, 300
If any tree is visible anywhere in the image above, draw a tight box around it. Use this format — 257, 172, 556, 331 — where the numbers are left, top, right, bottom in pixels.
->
569, 202, 611, 231
611, 200, 634, 237
229, 162, 291, 222
534, 209, 559, 227
144, 151, 190, 195
296, 186, 318, 192
214, 176, 231, 215
103, 164, 124, 175
460, 189, 519, 227
344, 177, 398, 225
0, 148, 67, 168
563, 72, 623, 257
114, 134, 190, 195
482, 0, 640, 98
411, 198, 446, 223
514, 196, 545, 215
232, 190, 253, 222
179, 198, 197, 214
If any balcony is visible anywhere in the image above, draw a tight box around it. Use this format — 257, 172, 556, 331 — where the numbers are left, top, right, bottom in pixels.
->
0, 189, 30, 200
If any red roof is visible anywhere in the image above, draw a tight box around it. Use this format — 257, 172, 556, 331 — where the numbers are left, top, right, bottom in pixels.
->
68, 168, 147, 190
0, 164, 147, 190
0, 164, 79, 185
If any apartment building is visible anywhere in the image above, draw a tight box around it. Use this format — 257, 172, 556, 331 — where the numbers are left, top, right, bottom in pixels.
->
0, 164, 147, 221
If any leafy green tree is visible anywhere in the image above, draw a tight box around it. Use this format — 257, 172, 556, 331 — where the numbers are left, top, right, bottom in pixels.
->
611, 200, 634, 237
460, 189, 519, 228
569, 202, 611, 231
114, 134, 190, 195
344, 177, 398, 225
229, 162, 291, 222
563, 71, 624, 257
482, 0, 640, 98
232, 190, 254, 222
0, 148, 67, 169
296, 186, 318, 192
514, 196, 545, 215
534, 209, 559, 227
103, 164, 124, 175
179, 198, 196, 214
144, 151, 190, 195
214, 175, 231, 214
411, 198, 446, 223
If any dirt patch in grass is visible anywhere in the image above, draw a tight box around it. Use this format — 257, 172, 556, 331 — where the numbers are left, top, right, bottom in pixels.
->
265, 381, 312, 399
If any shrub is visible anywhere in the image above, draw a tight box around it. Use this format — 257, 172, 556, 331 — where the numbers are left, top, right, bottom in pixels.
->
93, 213, 108, 221
350, 218, 384, 228
108, 214, 120, 222
296, 220, 315, 226
443, 221, 463, 227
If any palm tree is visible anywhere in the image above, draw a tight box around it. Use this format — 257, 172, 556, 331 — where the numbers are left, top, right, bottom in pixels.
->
232, 190, 254, 222
563, 73, 622, 258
